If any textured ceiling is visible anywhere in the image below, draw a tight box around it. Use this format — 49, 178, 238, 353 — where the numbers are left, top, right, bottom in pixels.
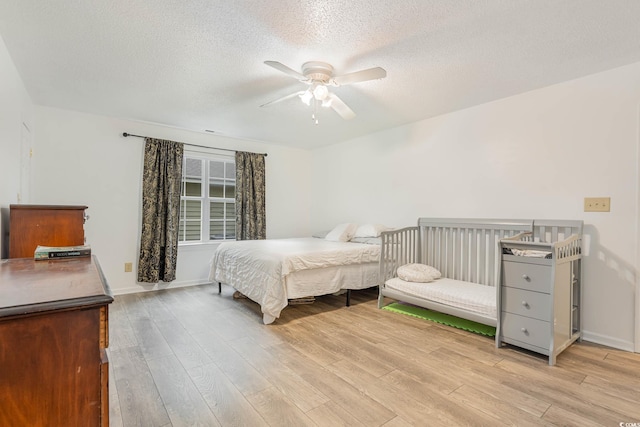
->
1, 1, 639, 149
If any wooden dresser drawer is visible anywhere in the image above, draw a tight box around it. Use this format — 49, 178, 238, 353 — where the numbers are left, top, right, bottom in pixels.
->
502, 261, 551, 293
501, 312, 550, 350
501, 287, 550, 320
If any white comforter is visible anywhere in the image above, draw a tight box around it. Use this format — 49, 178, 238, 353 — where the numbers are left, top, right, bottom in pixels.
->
209, 238, 380, 323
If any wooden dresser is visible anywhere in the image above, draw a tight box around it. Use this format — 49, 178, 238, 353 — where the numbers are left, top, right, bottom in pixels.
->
9, 204, 88, 259
0, 256, 113, 427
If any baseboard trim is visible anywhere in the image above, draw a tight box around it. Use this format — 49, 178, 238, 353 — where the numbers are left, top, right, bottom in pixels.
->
581, 330, 635, 352
112, 279, 212, 296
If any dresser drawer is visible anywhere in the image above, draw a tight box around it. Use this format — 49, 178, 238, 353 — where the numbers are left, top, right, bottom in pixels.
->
502, 261, 551, 293
501, 312, 550, 349
501, 287, 550, 320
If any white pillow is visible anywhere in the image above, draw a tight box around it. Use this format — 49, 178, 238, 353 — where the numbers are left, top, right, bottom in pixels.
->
354, 223, 388, 238
349, 236, 382, 245
312, 230, 330, 239
325, 223, 358, 242
397, 263, 442, 283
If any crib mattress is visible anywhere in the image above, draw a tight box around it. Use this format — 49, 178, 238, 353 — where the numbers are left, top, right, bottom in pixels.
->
385, 277, 497, 318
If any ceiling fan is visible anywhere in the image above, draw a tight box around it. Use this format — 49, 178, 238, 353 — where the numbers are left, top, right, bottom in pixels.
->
261, 61, 387, 123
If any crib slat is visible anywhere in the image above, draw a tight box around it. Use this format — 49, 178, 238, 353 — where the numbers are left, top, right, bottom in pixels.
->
467, 229, 472, 279
489, 229, 497, 285
470, 229, 478, 284
457, 228, 462, 280
460, 228, 466, 281
483, 228, 489, 285
479, 229, 485, 285
444, 227, 449, 277
438, 228, 443, 274
437, 227, 442, 271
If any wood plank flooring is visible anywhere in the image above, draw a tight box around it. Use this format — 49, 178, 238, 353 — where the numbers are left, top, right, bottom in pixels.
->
109, 285, 640, 426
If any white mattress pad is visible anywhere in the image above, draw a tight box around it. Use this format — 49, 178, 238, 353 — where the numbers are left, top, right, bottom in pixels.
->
384, 277, 497, 318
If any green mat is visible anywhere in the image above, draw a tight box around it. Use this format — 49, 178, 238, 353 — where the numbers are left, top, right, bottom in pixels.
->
382, 303, 496, 337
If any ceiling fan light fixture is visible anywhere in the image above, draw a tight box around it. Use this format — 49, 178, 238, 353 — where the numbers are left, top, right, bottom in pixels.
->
299, 90, 313, 105
312, 84, 329, 101
321, 97, 332, 108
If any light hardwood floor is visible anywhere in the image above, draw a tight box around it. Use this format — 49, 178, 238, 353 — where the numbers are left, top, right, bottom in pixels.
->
108, 284, 640, 426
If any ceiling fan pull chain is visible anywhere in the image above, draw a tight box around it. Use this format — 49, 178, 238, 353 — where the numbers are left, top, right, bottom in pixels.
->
314, 98, 319, 125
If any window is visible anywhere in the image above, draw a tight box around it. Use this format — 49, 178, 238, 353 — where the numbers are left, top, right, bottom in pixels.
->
179, 153, 236, 243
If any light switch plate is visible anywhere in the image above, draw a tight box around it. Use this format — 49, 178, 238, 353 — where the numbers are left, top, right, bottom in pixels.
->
584, 197, 610, 212
124, 262, 133, 272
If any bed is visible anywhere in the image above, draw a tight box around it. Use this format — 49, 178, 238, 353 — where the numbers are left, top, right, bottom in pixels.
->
209, 230, 382, 324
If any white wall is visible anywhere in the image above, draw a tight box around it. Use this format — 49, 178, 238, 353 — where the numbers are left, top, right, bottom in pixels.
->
311, 62, 640, 351
0, 34, 33, 258
31, 107, 311, 294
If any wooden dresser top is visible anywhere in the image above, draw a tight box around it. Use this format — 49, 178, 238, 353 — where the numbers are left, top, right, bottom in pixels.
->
0, 256, 113, 318
10, 204, 88, 210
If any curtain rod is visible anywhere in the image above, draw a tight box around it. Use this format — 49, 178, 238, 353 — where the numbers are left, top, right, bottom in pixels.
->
122, 132, 267, 156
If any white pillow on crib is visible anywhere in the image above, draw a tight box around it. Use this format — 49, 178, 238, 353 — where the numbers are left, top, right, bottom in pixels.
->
397, 263, 442, 283
325, 223, 358, 242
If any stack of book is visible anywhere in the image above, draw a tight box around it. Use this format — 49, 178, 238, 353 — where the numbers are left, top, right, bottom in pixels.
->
34, 245, 92, 260
288, 296, 315, 305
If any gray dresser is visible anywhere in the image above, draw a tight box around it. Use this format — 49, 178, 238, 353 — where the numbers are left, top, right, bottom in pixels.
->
496, 220, 583, 366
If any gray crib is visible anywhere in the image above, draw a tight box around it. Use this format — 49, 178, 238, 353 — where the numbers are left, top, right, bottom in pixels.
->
378, 217, 583, 365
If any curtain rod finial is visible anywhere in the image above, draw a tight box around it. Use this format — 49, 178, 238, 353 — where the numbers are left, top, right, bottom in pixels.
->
123, 132, 129, 137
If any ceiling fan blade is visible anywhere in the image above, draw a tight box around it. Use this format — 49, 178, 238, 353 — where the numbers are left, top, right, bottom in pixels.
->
260, 91, 305, 107
327, 93, 356, 120
331, 67, 387, 86
264, 61, 306, 80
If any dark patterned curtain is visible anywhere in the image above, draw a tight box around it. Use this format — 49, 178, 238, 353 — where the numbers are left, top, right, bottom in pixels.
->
138, 138, 184, 283
235, 151, 266, 240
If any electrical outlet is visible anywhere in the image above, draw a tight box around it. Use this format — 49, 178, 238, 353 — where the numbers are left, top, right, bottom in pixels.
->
124, 262, 133, 272
584, 197, 610, 212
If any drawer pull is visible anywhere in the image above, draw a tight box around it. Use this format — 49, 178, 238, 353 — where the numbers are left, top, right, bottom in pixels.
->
521, 301, 529, 308
521, 327, 529, 335
522, 274, 530, 281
